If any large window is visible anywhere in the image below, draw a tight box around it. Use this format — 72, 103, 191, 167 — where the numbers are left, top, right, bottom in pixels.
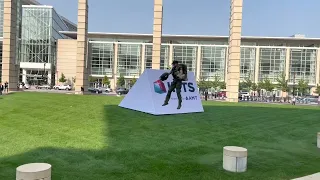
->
117, 44, 141, 76
289, 49, 316, 84
259, 48, 286, 82
200, 46, 226, 80
173, 45, 197, 73
90, 43, 114, 76
0, 0, 3, 37
20, 7, 68, 64
145, 45, 169, 69
0, 42, 2, 82
240, 47, 255, 81
20, 7, 52, 63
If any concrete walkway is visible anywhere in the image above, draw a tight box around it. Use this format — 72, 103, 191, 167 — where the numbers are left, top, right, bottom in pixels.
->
292, 173, 320, 180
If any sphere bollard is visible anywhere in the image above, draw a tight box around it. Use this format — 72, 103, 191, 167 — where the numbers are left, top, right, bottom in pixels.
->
223, 146, 247, 172
16, 163, 51, 180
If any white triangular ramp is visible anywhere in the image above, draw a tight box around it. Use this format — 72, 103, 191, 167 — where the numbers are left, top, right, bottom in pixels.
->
119, 69, 155, 114
119, 69, 204, 115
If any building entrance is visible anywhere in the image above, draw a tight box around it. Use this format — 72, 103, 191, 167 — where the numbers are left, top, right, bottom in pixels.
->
22, 69, 49, 85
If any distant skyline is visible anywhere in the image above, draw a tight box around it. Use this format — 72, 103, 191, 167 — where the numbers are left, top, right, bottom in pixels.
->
38, 0, 320, 37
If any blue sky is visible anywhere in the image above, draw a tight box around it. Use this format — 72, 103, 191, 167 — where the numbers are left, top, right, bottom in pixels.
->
38, 0, 319, 37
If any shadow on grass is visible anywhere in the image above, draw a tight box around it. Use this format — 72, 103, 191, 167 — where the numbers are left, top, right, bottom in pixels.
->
0, 104, 320, 180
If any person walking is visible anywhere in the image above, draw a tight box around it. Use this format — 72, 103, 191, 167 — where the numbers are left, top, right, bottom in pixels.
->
162, 61, 187, 109
204, 90, 208, 101
0, 83, 3, 95
4, 81, 8, 93
292, 96, 296, 105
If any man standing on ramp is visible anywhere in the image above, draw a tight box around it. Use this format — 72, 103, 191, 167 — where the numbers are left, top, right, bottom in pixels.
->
160, 61, 188, 109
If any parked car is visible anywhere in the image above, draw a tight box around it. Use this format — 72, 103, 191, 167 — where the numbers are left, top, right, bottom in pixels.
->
36, 85, 51, 89
53, 84, 72, 90
239, 91, 250, 100
88, 87, 102, 94
96, 87, 112, 93
105, 88, 113, 93
24, 84, 30, 89
116, 88, 129, 95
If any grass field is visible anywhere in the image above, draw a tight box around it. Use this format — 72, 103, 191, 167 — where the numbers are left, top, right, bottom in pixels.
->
0, 92, 319, 180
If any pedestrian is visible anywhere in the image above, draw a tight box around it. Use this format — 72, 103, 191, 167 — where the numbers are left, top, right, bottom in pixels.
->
4, 81, 8, 93
0, 83, 3, 95
292, 96, 296, 105
204, 90, 208, 101
162, 61, 187, 109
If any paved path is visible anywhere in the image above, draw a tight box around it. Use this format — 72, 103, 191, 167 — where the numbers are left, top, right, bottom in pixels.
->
292, 173, 320, 180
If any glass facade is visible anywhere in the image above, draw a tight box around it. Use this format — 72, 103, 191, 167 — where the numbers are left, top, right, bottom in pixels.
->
144, 44, 170, 69
20, 6, 68, 64
259, 48, 286, 82
0, 43, 2, 80
240, 47, 256, 81
289, 49, 316, 84
173, 45, 197, 73
0, 0, 4, 38
200, 46, 226, 80
90, 42, 114, 76
117, 44, 141, 77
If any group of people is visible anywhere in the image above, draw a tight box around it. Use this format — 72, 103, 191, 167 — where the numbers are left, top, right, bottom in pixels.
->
0, 81, 9, 95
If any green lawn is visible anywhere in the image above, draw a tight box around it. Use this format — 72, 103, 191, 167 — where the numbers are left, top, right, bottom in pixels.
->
0, 92, 319, 180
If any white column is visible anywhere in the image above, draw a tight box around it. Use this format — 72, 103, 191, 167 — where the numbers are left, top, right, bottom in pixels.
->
169, 44, 173, 66
47, 70, 52, 85
22, 69, 27, 84
254, 47, 260, 83
316, 49, 320, 85
285, 48, 291, 80
141, 44, 145, 74
113, 42, 118, 89
196, 45, 201, 80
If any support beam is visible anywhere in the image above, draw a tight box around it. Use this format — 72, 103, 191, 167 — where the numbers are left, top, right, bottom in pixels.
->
285, 48, 290, 80
113, 42, 118, 89
75, 0, 89, 94
1, 0, 19, 91
196, 45, 201, 80
152, 0, 163, 69
141, 44, 146, 74
226, 0, 243, 102
316, 49, 320, 85
254, 47, 260, 83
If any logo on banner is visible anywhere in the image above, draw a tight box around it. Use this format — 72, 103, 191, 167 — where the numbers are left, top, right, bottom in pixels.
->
153, 80, 167, 94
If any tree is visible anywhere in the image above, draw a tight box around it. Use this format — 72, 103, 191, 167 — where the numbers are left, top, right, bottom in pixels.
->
72, 77, 76, 84
297, 79, 309, 96
257, 81, 264, 97
314, 84, 320, 95
59, 73, 67, 83
117, 75, 125, 87
88, 76, 96, 83
197, 77, 210, 91
103, 76, 110, 87
212, 75, 220, 89
219, 81, 226, 90
251, 83, 258, 92
276, 72, 289, 99
243, 76, 253, 90
131, 77, 137, 87
263, 79, 274, 92
239, 81, 246, 91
